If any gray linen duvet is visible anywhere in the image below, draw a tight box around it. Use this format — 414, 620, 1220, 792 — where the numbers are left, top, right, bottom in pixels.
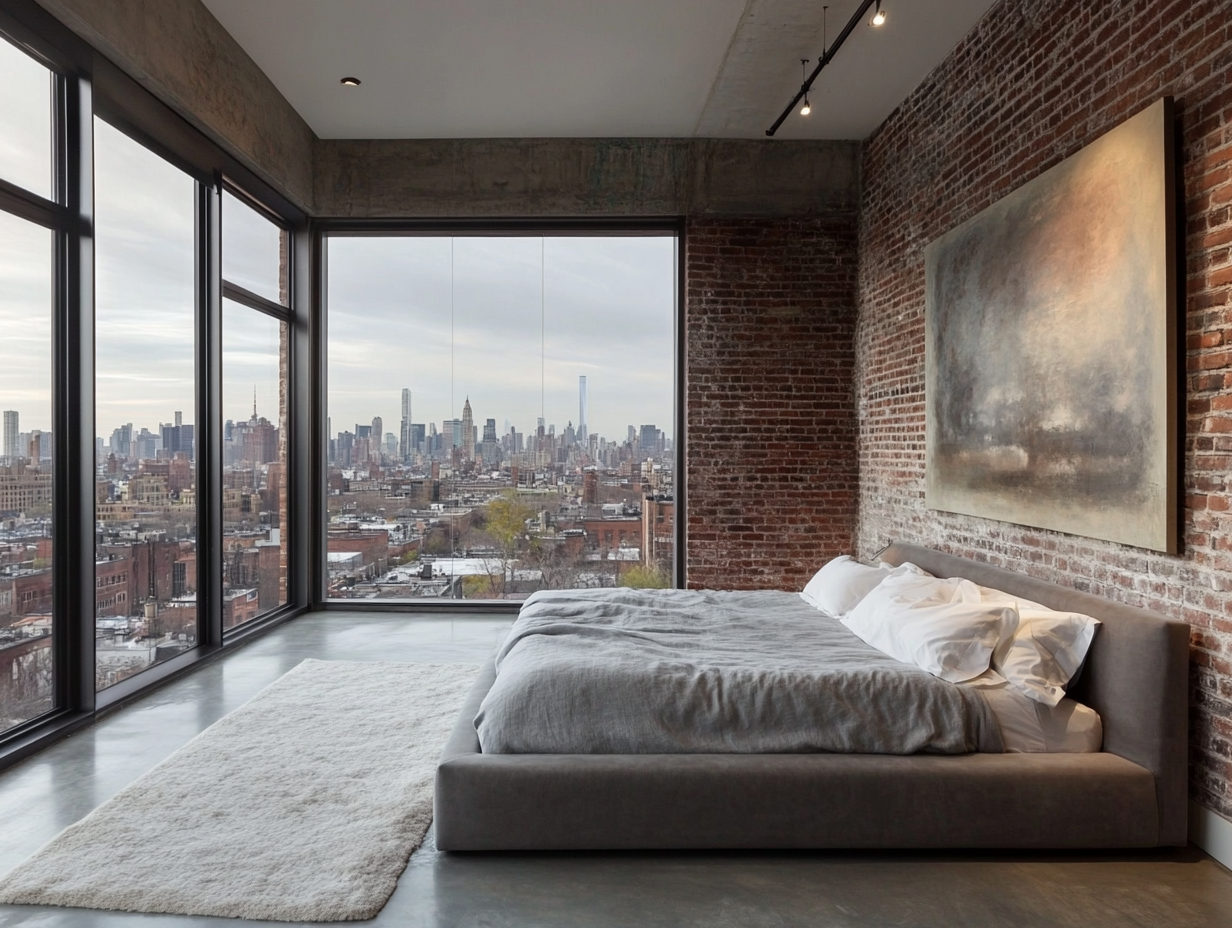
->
474, 587, 1004, 755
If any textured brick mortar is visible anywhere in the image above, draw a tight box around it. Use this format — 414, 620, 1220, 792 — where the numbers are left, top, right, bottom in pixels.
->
687, 216, 859, 590
855, 0, 1232, 818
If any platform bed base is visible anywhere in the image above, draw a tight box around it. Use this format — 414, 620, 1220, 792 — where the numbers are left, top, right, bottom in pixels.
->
433, 544, 1188, 851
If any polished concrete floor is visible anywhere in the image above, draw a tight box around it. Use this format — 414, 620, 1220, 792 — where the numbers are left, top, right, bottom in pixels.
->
0, 611, 1229, 928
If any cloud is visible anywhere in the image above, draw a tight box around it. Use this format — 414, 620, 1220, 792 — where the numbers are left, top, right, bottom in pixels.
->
326, 235, 676, 443
94, 118, 197, 432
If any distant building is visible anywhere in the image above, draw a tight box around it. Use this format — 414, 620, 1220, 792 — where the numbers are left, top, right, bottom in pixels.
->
481, 418, 499, 467
2, 410, 18, 461
241, 416, 278, 465
110, 423, 133, 459
461, 398, 475, 462
442, 418, 462, 452
642, 494, 674, 570
639, 425, 658, 455
400, 388, 413, 463
0, 464, 52, 515
160, 412, 194, 460
578, 376, 588, 443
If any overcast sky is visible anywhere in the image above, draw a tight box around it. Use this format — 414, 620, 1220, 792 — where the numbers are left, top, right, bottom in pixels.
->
327, 235, 676, 444
1, 33, 675, 445
94, 123, 284, 437
0, 39, 53, 436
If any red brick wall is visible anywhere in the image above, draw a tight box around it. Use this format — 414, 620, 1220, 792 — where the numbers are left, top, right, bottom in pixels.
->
856, 0, 1232, 818
686, 216, 859, 590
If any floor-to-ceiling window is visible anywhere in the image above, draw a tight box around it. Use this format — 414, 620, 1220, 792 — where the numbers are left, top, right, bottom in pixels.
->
92, 118, 199, 690
324, 232, 678, 602
0, 6, 303, 764
0, 35, 55, 732
221, 189, 290, 627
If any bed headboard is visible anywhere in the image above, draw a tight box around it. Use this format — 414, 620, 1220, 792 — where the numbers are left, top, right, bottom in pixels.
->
880, 542, 1190, 847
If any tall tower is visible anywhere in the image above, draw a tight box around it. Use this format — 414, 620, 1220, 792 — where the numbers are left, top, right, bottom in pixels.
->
370, 417, 383, 462
400, 388, 412, 463
2, 410, 18, 461
461, 397, 475, 461
578, 375, 588, 443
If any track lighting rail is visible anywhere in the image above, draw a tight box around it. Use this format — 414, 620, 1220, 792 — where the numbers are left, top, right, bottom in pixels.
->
765, 0, 878, 137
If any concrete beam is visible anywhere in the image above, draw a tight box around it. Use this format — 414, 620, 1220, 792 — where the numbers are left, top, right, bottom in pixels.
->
36, 0, 315, 212
314, 137, 861, 218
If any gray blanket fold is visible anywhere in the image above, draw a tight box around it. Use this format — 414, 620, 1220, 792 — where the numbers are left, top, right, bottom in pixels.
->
475, 588, 1004, 755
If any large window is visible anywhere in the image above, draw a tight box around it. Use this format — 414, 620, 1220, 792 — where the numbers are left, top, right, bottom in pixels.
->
0, 37, 55, 733
221, 190, 290, 628
0, 10, 303, 763
93, 118, 199, 690
325, 234, 677, 602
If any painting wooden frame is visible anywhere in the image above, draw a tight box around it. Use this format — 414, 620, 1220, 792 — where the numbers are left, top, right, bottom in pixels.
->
925, 98, 1177, 553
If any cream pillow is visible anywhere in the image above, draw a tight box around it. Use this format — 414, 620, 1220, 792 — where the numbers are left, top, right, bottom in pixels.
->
842, 573, 1019, 683
799, 556, 930, 616
978, 585, 1101, 707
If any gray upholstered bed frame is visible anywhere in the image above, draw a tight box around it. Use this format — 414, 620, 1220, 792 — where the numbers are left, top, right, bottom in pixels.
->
434, 543, 1190, 850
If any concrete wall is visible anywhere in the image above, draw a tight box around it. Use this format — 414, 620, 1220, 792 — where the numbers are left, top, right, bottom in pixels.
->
36, 0, 315, 211
314, 138, 860, 218
855, 0, 1232, 820
32, 1, 861, 222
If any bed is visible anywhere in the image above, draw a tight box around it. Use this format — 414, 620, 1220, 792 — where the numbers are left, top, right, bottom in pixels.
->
434, 543, 1189, 850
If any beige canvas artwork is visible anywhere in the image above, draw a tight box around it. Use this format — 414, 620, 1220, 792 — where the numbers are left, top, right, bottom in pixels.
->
925, 98, 1177, 553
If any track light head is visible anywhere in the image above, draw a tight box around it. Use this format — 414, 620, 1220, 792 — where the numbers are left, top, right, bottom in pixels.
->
871, 1, 886, 26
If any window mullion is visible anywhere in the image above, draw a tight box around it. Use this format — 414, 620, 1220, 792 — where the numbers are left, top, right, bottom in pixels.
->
57, 65, 94, 714
195, 180, 223, 650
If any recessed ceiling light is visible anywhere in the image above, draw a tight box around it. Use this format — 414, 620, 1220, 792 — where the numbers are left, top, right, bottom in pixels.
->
340, 76, 361, 87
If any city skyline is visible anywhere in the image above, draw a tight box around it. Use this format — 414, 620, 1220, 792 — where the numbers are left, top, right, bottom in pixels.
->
337, 389, 670, 448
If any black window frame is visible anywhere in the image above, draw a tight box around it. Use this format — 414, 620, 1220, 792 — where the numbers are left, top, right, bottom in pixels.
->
0, 0, 311, 772
219, 179, 297, 632
314, 219, 686, 612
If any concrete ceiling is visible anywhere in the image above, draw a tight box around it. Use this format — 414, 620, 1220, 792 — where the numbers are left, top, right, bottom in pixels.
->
200, 0, 998, 140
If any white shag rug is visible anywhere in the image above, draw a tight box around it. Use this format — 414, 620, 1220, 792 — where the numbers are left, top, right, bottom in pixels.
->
0, 659, 478, 922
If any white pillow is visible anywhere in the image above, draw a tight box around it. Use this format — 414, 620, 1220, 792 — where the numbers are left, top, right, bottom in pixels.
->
842, 573, 1019, 683
978, 585, 1100, 707
799, 556, 930, 616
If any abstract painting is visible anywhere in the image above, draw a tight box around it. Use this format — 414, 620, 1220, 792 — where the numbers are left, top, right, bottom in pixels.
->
925, 98, 1177, 552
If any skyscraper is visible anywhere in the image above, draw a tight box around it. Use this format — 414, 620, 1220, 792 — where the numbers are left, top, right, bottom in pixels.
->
640, 424, 658, 456
161, 413, 192, 460
461, 397, 475, 461
578, 375, 588, 443
441, 418, 462, 452
400, 388, 412, 463
3, 410, 18, 461
481, 418, 499, 467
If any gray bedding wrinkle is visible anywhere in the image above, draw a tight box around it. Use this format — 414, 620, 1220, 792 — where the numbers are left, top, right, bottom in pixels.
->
475, 587, 1004, 755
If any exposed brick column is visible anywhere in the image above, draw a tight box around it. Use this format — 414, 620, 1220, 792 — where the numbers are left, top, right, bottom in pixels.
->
685, 215, 859, 590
